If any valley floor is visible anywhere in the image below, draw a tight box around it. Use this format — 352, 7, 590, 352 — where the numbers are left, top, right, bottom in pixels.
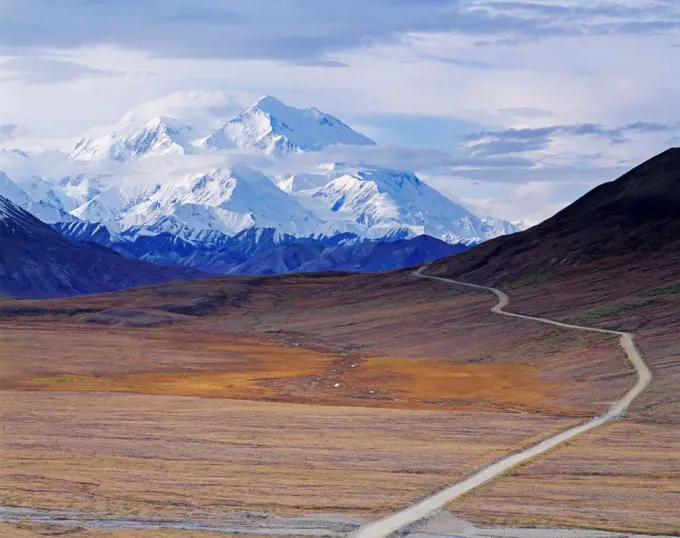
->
1, 391, 573, 519
446, 420, 680, 535
1, 269, 678, 536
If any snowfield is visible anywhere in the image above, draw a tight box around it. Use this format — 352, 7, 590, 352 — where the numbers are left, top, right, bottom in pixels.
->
0, 93, 519, 252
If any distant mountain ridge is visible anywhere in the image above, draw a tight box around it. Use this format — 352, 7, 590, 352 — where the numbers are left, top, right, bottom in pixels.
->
70, 95, 376, 161
18, 161, 514, 250
229, 234, 467, 275
52, 221, 467, 275
1, 93, 519, 278
0, 195, 201, 298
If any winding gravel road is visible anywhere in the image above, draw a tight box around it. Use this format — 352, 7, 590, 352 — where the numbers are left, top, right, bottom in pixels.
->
353, 266, 653, 538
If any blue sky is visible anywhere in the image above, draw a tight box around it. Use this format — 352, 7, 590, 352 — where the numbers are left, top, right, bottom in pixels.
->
0, 0, 679, 221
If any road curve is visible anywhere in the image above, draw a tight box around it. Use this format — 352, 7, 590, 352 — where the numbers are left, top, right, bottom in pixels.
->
352, 266, 653, 538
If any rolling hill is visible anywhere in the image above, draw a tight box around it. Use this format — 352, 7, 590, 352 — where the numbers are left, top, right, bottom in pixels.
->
428, 147, 680, 285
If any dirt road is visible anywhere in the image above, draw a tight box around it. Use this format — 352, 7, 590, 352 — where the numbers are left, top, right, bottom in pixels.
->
352, 267, 653, 538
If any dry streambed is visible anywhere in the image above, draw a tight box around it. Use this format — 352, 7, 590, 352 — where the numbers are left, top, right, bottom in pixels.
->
1, 509, 675, 538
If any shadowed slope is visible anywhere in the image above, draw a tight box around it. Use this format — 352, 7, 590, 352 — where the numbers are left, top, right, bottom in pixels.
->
419, 149, 680, 534
429, 148, 680, 285
0, 195, 202, 298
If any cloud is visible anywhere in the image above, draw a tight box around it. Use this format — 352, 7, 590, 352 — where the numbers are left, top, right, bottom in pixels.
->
0, 1, 678, 63
263, 143, 535, 179
462, 121, 680, 156
0, 123, 19, 142
0, 57, 121, 84
498, 107, 554, 118
420, 163, 631, 221
474, 1, 680, 31
0, 2, 677, 223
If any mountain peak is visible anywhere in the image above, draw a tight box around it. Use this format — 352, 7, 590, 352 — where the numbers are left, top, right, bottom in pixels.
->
251, 95, 288, 112
144, 115, 182, 130
356, 168, 423, 187
215, 96, 376, 155
250, 96, 327, 123
71, 115, 197, 162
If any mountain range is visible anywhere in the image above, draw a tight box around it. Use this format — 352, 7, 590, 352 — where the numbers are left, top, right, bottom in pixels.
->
0, 94, 520, 283
0, 188, 467, 297
70, 95, 377, 161
0, 194, 199, 298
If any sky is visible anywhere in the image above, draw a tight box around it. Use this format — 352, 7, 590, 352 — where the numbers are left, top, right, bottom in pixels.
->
0, 0, 679, 222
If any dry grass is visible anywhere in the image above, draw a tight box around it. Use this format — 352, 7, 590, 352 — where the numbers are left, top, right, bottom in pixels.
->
0, 391, 575, 519
13, 347, 574, 414
340, 356, 568, 413
1, 269, 677, 534
0, 271, 633, 416
447, 421, 680, 535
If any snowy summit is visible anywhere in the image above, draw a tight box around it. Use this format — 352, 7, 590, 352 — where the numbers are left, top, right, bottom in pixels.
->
2, 93, 519, 255
200, 96, 376, 154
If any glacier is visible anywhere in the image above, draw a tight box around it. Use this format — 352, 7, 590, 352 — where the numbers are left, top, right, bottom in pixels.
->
0, 93, 521, 273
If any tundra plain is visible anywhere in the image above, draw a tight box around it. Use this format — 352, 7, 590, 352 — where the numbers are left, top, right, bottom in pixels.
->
1, 269, 679, 535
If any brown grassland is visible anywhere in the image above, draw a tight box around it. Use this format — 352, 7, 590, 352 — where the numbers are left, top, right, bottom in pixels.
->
431, 262, 680, 535
2, 391, 573, 518
1, 268, 679, 534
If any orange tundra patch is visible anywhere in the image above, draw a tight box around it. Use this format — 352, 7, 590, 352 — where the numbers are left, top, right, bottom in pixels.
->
19, 341, 336, 400
342, 357, 565, 410
19, 352, 568, 413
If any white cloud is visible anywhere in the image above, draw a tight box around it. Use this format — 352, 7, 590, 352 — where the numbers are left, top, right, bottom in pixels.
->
0, 1, 678, 221
3, 0, 676, 63
0, 123, 19, 142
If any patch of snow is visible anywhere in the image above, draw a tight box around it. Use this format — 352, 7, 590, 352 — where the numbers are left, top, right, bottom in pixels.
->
511, 219, 540, 231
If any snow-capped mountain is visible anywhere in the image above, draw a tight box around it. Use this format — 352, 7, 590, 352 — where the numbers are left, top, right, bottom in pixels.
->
278, 166, 511, 244
0, 171, 29, 207
71, 116, 199, 162
511, 219, 540, 231
112, 167, 322, 239
201, 96, 376, 154
1, 93, 522, 277
70, 95, 375, 161
46, 163, 510, 246
0, 194, 199, 298
276, 172, 331, 193
0, 171, 76, 223
71, 187, 134, 222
